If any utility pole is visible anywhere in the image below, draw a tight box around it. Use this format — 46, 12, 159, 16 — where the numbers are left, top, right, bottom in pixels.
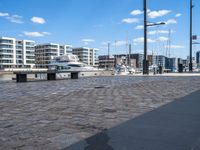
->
143, 0, 148, 74
189, 0, 193, 72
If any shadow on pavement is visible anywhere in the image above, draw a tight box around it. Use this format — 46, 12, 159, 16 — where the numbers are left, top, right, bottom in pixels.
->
63, 90, 200, 150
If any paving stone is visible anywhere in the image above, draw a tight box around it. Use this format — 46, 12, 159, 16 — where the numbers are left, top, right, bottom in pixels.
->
1, 76, 200, 149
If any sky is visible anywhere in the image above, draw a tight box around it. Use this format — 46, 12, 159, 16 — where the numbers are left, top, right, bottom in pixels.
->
0, 0, 200, 58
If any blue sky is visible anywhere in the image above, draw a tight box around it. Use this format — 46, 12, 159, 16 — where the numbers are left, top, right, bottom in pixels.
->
0, 0, 200, 58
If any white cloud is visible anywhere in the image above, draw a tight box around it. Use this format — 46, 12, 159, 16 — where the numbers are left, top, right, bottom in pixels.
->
101, 41, 111, 46
82, 39, 95, 42
0, 12, 9, 17
148, 30, 173, 35
148, 10, 171, 19
135, 24, 158, 30
175, 13, 182, 17
135, 25, 144, 30
81, 39, 95, 46
122, 18, 139, 24
165, 45, 185, 49
157, 36, 169, 42
133, 37, 156, 43
130, 10, 143, 16
6, 15, 23, 24
42, 32, 51, 35
0, 12, 23, 24
31, 16, 46, 24
113, 41, 127, 46
171, 45, 185, 49
23, 31, 51, 37
133, 36, 169, 44
165, 19, 177, 25
24, 32, 43, 37
147, 39, 156, 43
133, 37, 144, 43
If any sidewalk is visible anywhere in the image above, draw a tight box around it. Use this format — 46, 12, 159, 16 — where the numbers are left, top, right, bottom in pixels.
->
65, 90, 200, 150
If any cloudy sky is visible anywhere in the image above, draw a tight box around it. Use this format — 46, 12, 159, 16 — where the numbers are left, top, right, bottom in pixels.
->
0, 0, 200, 58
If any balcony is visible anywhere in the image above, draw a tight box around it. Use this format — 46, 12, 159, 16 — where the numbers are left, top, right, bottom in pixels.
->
0, 57, 13, 60
0, 40, 13, 45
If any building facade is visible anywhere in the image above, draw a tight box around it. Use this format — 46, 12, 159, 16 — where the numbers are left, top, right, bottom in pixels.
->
35, 43, 73, 68
98, 55, 115, 69
196, 51, 200, 67
130, 54, 144, 69
186, 56, 196, 69
166, 58, 178, 71
152, 55, 166, 68
98, 54, 143, 69
0, 37, 35, 69
72, 47, 98, 67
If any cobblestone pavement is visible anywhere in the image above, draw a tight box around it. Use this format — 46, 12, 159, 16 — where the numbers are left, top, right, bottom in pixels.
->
1, 76, 200, 150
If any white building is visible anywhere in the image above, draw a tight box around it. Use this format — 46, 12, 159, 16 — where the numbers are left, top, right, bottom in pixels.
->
72, 47, 98, 67
0, 37, 35, 69
196, 51, 200, 67
35, 43, 72, 68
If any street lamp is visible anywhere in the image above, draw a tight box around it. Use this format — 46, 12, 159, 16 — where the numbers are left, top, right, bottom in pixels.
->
147, 22, 166, 27
143, 0, 165, 75
189, 0, 194, 72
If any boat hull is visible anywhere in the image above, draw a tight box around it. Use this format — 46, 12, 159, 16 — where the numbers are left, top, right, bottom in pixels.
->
36, 71, 103, 79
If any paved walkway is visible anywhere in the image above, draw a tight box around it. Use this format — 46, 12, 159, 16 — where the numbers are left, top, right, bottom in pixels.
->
0, 76, 200, 149
65, 90, 200, 150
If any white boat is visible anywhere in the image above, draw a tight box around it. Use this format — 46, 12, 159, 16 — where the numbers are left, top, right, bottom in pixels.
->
36, 54, 103, 79
48, 54, 103, 78
115, 65, 134, 75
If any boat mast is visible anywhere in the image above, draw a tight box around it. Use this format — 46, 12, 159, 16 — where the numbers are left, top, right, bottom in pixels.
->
129, 43, 132, 66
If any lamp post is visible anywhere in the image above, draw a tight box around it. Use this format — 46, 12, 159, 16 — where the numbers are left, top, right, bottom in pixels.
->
189, 0, 194, 72
143, 0, 165, 75
143, 0, 148, 74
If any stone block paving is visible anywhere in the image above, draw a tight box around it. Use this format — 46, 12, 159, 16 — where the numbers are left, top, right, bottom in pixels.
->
0, 76, 200, 149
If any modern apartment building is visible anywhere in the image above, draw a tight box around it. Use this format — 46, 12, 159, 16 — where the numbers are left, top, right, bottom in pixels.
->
196, 51, 200, 67
98, 55, 115, 69
0, 37, 35, 69
98, 53, 143, 69
35, 43, 73, 68
59, 45, 73, 56
130, 54, 144, 69
72, 47, 98, 67
152, 55, 166, 68
166, 57, 178, 71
